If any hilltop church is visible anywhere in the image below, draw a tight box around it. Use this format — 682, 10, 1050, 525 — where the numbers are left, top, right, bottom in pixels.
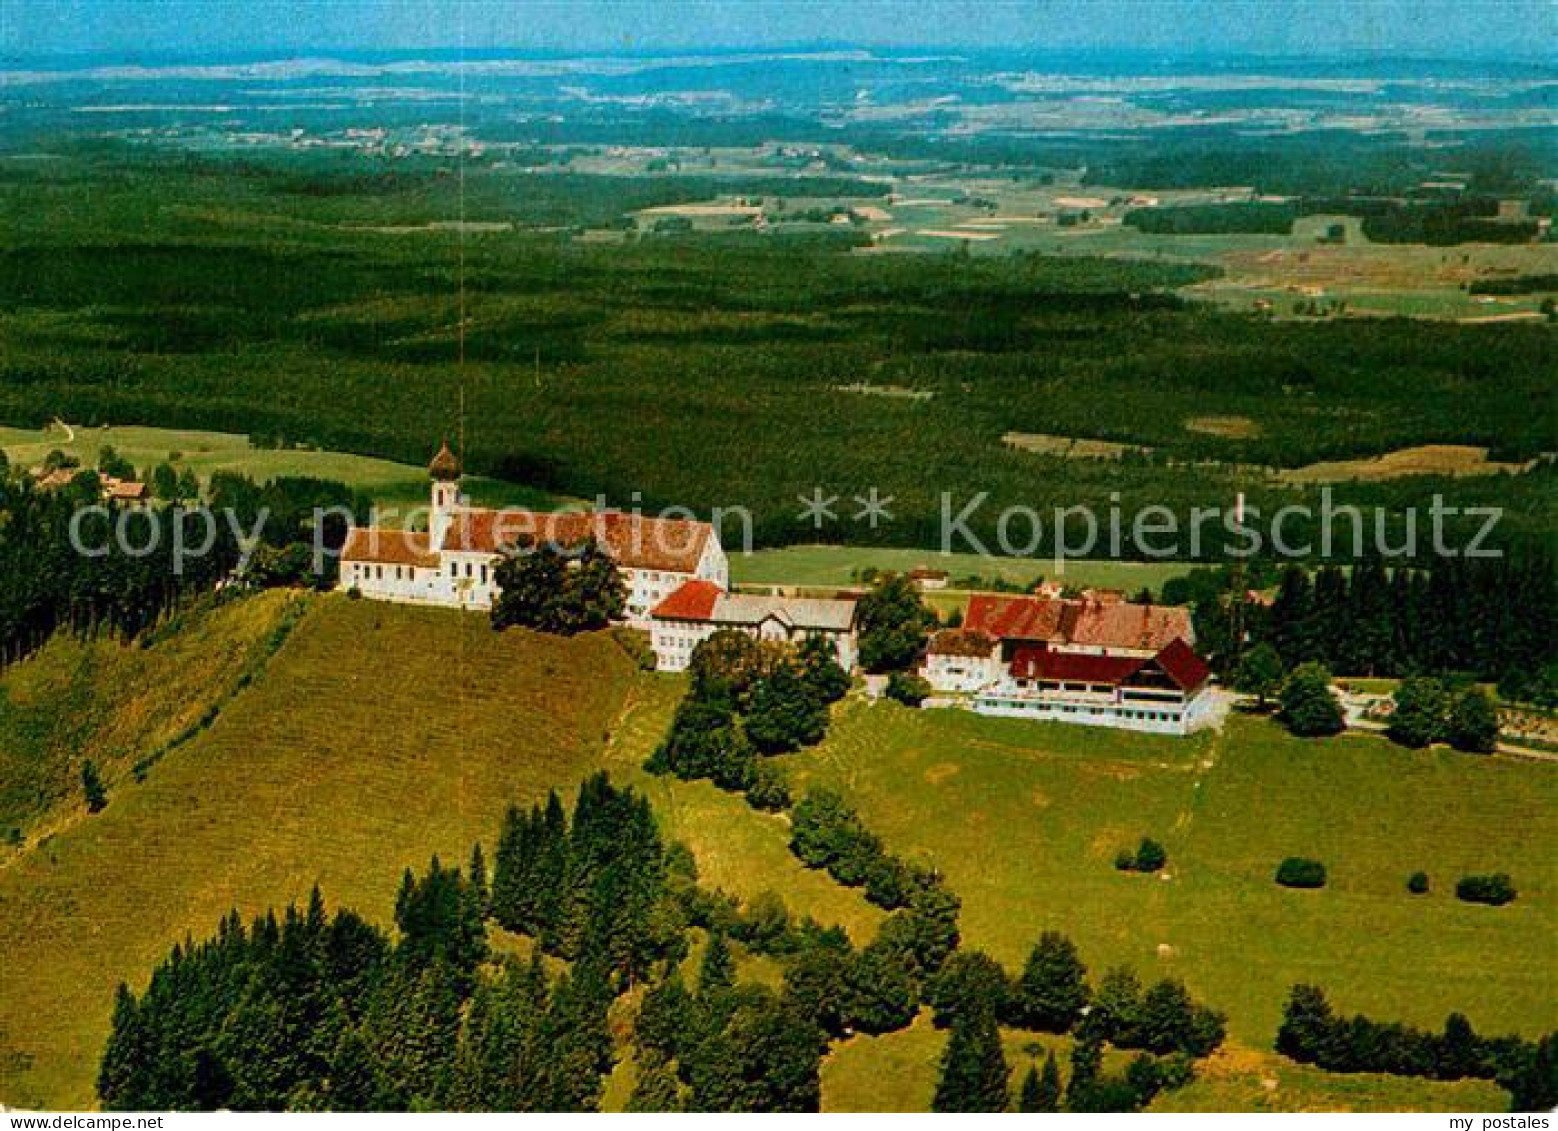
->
339, 442, 730, 626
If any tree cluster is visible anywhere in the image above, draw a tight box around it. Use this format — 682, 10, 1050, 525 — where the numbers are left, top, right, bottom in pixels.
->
856, 574, 936, 674
789, 787, 945, 911
1114, 837, 1168, 874
647, 630, 847, 805
1455, 873, 1517, 907
1257, 558, 1555, 686
1387, 678, 1500, 753
926, 941, 1220, 1112
490, 539, 626, 636
1276, 985, 1555, 1110
100, 775, 829, 1112
0, 468, 365, 668
490, 774, 682, 983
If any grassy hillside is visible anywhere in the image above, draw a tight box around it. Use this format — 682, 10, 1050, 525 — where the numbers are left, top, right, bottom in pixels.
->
788, 704, 1556, 1046
0, 590, 303, 842
0, 595, 636, 1110
599, 674, 882, 945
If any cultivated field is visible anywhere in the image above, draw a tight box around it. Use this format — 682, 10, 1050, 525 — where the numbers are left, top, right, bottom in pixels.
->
0, 595, 636, 1109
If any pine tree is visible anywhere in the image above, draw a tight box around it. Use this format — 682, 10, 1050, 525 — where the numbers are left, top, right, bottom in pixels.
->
1011, 931, 1089, 1033
932, 1004, 1009, 1112
1064, 1035, 1103, 1112
698, 931, 736, 999
467, 842, 490, 919
1017, 1065, 1043, 1112
1036, 1050, 1062, 1112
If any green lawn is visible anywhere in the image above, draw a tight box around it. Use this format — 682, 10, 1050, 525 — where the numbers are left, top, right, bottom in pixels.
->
731, 544, 1189, 593
0, 595, 636, 1110
788, 703, 1556, 1049
0, 422, 569, 516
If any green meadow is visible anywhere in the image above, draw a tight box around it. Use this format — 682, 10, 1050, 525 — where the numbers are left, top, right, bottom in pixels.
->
787, 703, 1556, 1047
0, 596, 1550, 1111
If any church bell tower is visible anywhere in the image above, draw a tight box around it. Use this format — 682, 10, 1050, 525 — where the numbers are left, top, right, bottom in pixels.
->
428, 439, 463, 548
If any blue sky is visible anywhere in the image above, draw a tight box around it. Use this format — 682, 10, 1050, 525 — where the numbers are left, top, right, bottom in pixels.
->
4, 0, 1553, 59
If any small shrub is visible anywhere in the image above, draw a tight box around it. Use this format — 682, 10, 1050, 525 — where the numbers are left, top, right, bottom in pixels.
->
744, 760, 792, 812
81, 760, 108, 814
1406, 871, 1430, 895
1134, 838, 1167, 873
1455, 873, 1516, 906
1275, 857, 1326, 889
885, 671, 932, 707
1115, 837, 1167, 873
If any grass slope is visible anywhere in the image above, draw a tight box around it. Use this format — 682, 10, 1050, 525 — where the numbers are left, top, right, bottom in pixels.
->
792, 702, 1554, 1109
599, 673, 881, 945
0, 595, 635, 1109
0, 591, 300, 841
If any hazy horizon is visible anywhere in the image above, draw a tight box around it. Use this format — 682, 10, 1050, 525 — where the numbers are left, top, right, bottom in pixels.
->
5, 0, 1554, 63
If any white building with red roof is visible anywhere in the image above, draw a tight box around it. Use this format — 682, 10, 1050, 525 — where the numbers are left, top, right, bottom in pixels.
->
339, 442, 728, 626
923, 593, 1218, 735
649, 580, 859, 672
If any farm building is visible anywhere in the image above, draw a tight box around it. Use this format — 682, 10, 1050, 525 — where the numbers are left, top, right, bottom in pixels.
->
649, 579, 859, 672
340, 442, 728, 626
922, 593, 1218, 735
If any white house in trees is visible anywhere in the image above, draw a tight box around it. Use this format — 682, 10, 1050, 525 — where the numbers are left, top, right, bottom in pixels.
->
339, 442, 728, 626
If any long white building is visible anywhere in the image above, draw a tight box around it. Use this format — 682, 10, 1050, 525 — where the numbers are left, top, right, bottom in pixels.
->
339, 442, 728, 626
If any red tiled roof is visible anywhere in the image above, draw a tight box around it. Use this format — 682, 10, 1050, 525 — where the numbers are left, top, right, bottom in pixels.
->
1068, 601, 1191, 652
341, 528, 439, 569
1154, 637, 1212, 693
651, 579, 722, 621
1008, 639, 1212, 693
1009, 645, 1146, 685
964, 594, 1068, 641
441, 508, 711, 574
963, 593, 1190, 653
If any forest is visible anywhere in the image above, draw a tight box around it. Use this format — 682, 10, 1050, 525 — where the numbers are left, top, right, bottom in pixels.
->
2, 150, 1553, 561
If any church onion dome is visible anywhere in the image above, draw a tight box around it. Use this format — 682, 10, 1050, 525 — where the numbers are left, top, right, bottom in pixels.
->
429, 440, 462, 481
